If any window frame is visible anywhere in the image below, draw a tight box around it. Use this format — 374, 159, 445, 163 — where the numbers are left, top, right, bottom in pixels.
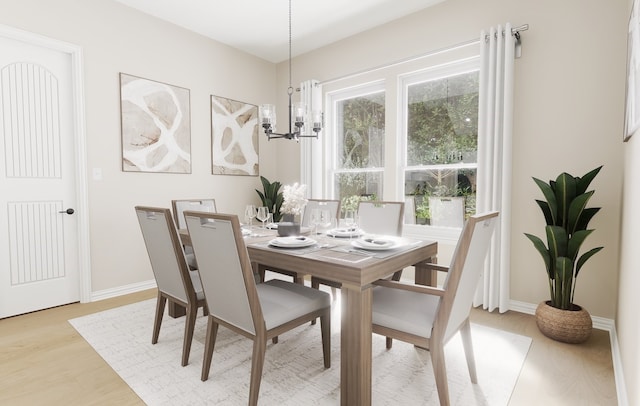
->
320, 47, 481, 243
325, 80, 386, 200
399, 57, 480, 239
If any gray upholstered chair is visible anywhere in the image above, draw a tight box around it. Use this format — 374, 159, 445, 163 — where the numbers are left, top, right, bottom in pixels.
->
371, 211, 499, 406
184, 211, 331, 406
311, 200, 405, 292
171, 199, 217, 269
134, 206, 207, 367
171, 199, 217, 230
258, 198, 340, 285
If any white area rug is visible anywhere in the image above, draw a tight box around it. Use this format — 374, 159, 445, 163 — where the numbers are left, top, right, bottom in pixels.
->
69, 298, 531, 405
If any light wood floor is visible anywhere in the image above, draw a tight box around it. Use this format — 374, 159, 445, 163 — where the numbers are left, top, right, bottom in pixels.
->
0, 289, 617, 405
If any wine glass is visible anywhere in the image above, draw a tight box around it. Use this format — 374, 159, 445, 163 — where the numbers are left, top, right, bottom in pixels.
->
319, 209, 333, 234
344, 210, 355, 229
309, 208, 321, 235
245, 204, 256, 228
256, 206, 269, 229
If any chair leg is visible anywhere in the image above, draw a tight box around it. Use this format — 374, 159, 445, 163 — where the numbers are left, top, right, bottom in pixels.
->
201, 317, 219, 381
152, 293, 166, 344
181, 303, 197, 367
320, 309, 331, 368
386, 337, 393, 349
391, 270, 403, 281
248, 338, 266, 406
257, 264, 266, 284
460, 319, 478, 383
430, 341, 450, 406
272, 336, 278, 344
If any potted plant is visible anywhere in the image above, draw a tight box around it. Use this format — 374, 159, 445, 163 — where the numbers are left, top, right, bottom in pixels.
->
524, 166, 604, 343
255, 176, 284, 222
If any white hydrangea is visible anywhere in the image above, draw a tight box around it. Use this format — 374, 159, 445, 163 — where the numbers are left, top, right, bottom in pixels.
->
281, 183, 308, 216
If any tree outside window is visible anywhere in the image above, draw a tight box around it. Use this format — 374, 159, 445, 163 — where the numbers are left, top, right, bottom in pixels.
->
405, 70, 479, 226
333, 91, 384, 212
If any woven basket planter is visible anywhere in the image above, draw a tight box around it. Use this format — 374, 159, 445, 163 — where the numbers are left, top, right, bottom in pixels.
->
535, 301, 592, 344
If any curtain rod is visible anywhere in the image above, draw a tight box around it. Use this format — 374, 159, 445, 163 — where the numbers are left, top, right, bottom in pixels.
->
318, 23, 528, 87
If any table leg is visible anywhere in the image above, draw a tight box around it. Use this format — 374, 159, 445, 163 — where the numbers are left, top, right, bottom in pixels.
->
168, 301, 186, 318
414, 256, 437, 286
341, 287, 372, 406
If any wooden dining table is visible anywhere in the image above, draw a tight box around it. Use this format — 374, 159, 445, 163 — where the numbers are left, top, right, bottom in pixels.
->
179, 228, 438, 406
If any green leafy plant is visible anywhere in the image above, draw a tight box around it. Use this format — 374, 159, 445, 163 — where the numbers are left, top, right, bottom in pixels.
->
255, 176, 284, 222
340, 194, 374, 215
524, 166, 604, 310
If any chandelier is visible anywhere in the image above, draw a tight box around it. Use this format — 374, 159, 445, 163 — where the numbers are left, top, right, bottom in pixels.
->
259, 0, 322, 141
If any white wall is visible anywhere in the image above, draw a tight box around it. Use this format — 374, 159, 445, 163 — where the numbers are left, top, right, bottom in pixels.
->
280, 0, 627, 320
0, 0, 280, 292
618, 1, 640, 400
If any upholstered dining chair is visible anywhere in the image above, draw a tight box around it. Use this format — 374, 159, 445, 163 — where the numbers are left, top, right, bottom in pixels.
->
134, 206, 207, 367
184, 211, 331, 406
356, 199, 404, 236
311, 200, 405, 293
171, 198, 217, 230
371, 211, 499, 406
171, 199, 217, 269
258, 198, 340, 285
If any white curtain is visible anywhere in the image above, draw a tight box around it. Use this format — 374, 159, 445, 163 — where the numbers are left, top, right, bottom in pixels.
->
299, 79, 323, 197
474, 24, 516, 313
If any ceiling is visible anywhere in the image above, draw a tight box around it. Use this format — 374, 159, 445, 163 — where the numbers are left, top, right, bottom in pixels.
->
112, 0, 445, 63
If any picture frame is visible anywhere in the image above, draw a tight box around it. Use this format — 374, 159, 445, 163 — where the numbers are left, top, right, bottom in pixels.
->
120, 73, 192, 173
210, 95, 259, 176
624, 0, 640, 141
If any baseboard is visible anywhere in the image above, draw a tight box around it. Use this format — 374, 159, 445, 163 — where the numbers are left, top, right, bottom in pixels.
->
90, 279, 157, 302
509, 299, 628, 406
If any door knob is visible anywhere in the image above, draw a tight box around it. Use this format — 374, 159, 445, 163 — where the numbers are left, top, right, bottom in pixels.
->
59, 208, 75, 215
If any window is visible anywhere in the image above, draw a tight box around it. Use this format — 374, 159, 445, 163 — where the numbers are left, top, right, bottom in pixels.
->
322, 48, 480, 236
402, 59, 479, 228
329, 83, 385, 213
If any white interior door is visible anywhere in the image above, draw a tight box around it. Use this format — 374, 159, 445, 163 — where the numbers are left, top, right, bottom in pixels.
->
0, 34, 81, 318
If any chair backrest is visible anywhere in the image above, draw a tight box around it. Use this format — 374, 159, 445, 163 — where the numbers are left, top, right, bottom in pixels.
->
429, 196, 465, 228
404, 196, 416, 225
357, 200, 404, 236
436, 211, 499, 342
185, 211, 260, 336
301, 199, 341, 227
172, 199, 217, 230
135, 206, 194, 304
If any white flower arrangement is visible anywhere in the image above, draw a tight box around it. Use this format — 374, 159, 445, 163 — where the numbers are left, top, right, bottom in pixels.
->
281, 183, 308, 216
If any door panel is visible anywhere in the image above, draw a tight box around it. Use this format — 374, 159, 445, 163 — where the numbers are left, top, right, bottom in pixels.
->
0, 35, 79, 318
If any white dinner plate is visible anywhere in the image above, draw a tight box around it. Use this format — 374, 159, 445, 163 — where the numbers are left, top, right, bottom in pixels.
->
326, 228, 363, 238
269, 236, 317, 248
351, 236, 399, 251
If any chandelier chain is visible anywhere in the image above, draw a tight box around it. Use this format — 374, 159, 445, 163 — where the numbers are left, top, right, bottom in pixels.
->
288, 0, 292, 92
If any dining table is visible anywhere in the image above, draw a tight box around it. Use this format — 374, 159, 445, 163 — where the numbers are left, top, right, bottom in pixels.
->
179, 226, 438, 406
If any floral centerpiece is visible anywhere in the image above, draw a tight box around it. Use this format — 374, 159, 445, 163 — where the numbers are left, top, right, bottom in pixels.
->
278, 183, 307, 236
281, 183, 308, 220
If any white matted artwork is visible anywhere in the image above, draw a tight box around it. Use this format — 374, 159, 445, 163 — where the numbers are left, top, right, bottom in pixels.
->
211, 95, 259, 176
625, 0, 640, 141
120, 73, 191, 173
